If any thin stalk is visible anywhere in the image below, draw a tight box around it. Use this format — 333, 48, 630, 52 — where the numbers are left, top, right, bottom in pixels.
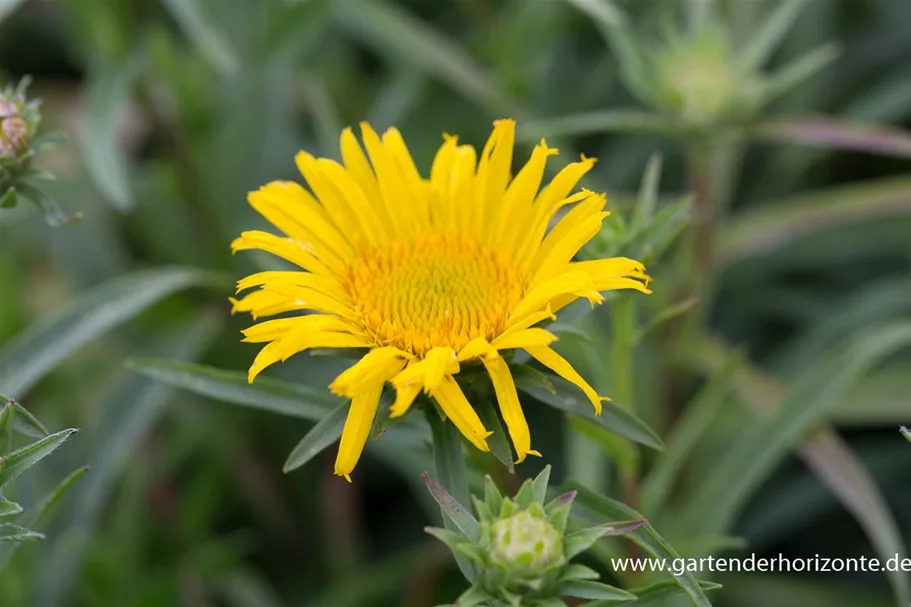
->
426, 407, 475, 581
610, 295, 640, 509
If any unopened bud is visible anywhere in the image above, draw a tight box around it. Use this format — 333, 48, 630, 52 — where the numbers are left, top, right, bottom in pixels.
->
490, 509, 563, 573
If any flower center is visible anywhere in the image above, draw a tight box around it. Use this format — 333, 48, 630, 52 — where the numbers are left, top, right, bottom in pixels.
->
343, 233, 524, 356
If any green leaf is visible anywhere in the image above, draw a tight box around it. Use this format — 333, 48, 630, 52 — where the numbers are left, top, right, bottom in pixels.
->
282, 402, 348, 473
632, 153, 663, 231
161, 0, 239, 77
623, 580, 722, 607
0, 523, 43, 542
641, 350, 742, 512
561, 0, 626, 29
421, 474, 480, 543
568, 485, 713, 607
81, 59, 136, 211
15, 183, 81, 227
126, 358, 340, 422
749, 116, 911, 158
634, 298, 701, 343
560, 564, 600, 581
531, 465, 551, 504
0, 187, 16, 208
799, 427, 910, 607
737, 0, 812, 70
0, 0, 26, 24
718, 176, 911, 265
483, 475, 503, 515
556, 580, 635, 602
453, 584, 493, 606
518, 111, 678, 142
475, 398, 514, 473
0, 402, 12, 454
331, 0, 516, 115
681, 321, 911, 536
515, 372, 663, 451
761, 43, 841, 103
0, 428, 78, 488
0, 267, 218, 398
565, 520, 646, 558
621, 197, 691, 264
902, 426, 911, 443
0, 496, 23, 518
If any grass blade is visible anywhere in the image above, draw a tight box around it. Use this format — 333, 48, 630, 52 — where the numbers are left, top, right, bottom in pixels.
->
126, 358, 341, 422
681, 321, 911, 535
331, 0, 516, 115
0, 428, 78, 488
641, 350, 741, 513
569, 485, 714, 607
161, 0, 239, 77
737, 0, 812, 70
282, 402, 348, 473
515, 371, 664, 451
0, 267, 219, 398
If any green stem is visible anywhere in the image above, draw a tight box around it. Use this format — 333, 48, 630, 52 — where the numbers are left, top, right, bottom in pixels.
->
609, 295, 640, 508
426, 407, 475, 582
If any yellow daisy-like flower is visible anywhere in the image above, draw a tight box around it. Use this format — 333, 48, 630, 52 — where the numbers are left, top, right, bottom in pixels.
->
232, 119, 651, 481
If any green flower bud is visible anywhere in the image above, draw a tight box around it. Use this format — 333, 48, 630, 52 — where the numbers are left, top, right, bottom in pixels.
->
490, 509, 563, 573
652, 25, 761, 126
425, 468, 644, 606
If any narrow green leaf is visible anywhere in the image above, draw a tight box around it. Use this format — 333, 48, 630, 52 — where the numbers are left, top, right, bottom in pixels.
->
516, 372, 664, 451
0, 428, 78, 488
749, 115, 911, 158
483, 475, 503, 515
641, 350, 742, 512
454, 584, 493, 606
621, 197, 691, 264
332, 1, 516, 115
0, 523, 43, 542
569, 485, 713, 607
161, 0, 239, 76
531, 465, 551, 504
621, 580, 722, 607
475, 398, 514, 473
0, 187, 16, 208
0, 0, 26, 24
632, 153, 663, 230
0, 497, 23, 518
901, 426, 911, 443
282, 402, 348, 473
800, 428, 910, 607
0, 267, 218, 398
761, 43, 841, 103
126, 358, 340, 422
681, 321, 911, 536
15, 183, 81, 227
518, 111, 678, 142
635, 298, 701, 343
0, 403, 12, 454
737, 0, 812, 70
561, 0, 626, 28
560, 564, 600, 581
81, 60, 136, 210
718, 176, 911, 265
9, 400, 49, 438
421, 473, 480, 544
565, 520, 646, 558
557, 580, 635, 602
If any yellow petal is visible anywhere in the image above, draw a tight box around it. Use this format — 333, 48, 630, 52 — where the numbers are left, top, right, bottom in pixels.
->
241, 314, 352, 343
430, 377, 492, 452
494, 140, 556, 248
392, 347, 458, 391
525, 345, 606, 415
529, 211, 608, 289
231, 230, 332, 278
389, 382, 421, 418
334, 383, 384, 482
457, 337, 499, 362
481, 355, 533, 462
492, 328, 558, 351
507, 271, 601, 325
236, 271, 350, 303
330, 347, 410, 397
248, 341, 284, 383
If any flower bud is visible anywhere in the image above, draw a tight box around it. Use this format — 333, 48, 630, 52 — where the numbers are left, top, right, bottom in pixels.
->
490, 509, 563, 574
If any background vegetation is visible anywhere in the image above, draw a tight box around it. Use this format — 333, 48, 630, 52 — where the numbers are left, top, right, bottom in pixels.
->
1, 0, 910, 605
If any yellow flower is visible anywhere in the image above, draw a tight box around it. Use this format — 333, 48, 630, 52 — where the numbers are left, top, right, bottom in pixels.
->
232, 120, 650, 481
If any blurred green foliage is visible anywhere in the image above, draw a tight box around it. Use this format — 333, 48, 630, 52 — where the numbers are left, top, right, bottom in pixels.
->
1, 0, 911, 606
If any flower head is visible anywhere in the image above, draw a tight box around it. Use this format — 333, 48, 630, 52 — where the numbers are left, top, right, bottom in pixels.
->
232, 120, 650, 480
424, 467, 644, 606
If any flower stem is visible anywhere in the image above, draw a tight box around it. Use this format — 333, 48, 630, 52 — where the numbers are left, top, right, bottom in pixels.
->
610, 294, 640, 509
426, 406, 475, 582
